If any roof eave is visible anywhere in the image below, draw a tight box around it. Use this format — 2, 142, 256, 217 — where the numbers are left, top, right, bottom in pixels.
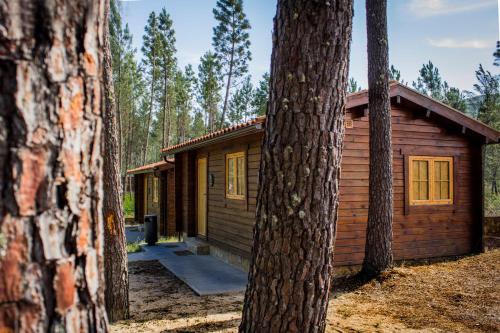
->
392, 84, 500, 143
161, 124, 264, 156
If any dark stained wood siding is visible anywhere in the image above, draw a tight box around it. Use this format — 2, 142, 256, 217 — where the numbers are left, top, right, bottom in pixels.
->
175, 104, 484, 266
167, 169, 176, 236
197, 133, 261, 257
335, 105, 482, 265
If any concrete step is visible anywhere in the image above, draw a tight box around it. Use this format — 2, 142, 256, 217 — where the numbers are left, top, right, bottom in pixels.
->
185, 237, 210, 255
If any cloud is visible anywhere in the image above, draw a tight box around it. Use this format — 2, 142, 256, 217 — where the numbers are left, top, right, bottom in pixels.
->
428, 38, 491, 49
409, 0, 496, 17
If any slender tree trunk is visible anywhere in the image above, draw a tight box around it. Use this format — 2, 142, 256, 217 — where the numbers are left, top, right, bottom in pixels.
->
116, 49, 123, 175
163, 59, 172, 148
239, 1, 353, 332
143, 51, 156, 164
362, 0, 393, 276
220, 50, 234, 128
162, 64, 167, 147
102, 0, 129, 322
0, 1, 108, 331
122, 80, 135, 197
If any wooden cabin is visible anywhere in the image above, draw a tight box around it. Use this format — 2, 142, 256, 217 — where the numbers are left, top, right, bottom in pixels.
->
161, 83, 500, 271
127, 160, 176, 237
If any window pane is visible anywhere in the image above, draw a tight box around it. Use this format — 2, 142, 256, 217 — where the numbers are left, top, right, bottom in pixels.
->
412, 181, 420, 199
237, 157, 245, 195
434, 161, 441, 182
441, 181, 449, 199
228, 158, 235, 194
434, 181, 441, 199
420, 181, 429, 200
419, 161, 428, 180
440, 161, 449, 180
412, 161, 420, 181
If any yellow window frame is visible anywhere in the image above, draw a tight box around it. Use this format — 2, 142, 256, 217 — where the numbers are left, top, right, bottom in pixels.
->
409, 156, 453, 206
225, 151, 246, 200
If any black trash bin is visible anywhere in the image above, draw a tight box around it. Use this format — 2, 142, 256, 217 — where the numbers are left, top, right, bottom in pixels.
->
144, 215, 158, 246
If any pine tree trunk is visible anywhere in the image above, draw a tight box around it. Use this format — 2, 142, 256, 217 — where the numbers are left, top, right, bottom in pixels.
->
117, 53, 123, 170
102, 0, 129, 322
0, 1, 108, 331
220, 49, 234, 129
362, 0, 393, 276
143, 53, 156, 164
239, 1, 353, 332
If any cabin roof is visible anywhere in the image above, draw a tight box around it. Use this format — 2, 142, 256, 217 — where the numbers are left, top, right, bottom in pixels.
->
161, 83, 500, 155
126, 159, 174, 175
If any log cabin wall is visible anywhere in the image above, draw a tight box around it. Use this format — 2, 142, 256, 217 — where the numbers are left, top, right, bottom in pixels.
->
194, 133, 262, 258
134, 174, 145, 224
167, 169, 176, 236
175, 104, 484, 267
335, 105, 482, 266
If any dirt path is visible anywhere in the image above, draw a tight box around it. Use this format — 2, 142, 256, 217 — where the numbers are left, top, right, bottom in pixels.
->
111, 250, 499, 333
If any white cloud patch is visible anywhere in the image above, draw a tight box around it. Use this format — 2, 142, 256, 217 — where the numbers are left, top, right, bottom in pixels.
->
428, 38, 491, 49
409, 0, 496, 17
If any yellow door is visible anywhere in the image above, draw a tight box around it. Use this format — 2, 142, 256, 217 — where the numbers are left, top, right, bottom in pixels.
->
197, 158, 207, 237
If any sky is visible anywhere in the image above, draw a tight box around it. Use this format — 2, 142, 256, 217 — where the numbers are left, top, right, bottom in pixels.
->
120, 0, 500, 92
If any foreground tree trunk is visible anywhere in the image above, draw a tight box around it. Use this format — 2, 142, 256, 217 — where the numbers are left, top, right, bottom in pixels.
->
103, 0, 130, 322
239, 1, 353, 332
0, 1, 108, 331
362, 0, 394, 276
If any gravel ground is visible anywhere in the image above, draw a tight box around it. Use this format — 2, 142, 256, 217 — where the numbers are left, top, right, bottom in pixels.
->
111, 250, 500, 333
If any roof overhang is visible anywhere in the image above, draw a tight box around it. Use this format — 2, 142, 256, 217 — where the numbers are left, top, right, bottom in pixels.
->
348, 83, 500, 143
126, 159, 174, 175
161, 118, 265, 156
160, 83, 500, 155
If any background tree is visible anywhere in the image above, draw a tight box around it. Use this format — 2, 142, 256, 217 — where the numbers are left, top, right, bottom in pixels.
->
141, 12, 161, 163
0, 1, 108, 330
158, 8, 177, 148
198, 51, 223, 132
472, 64, 500, 198
362, 0, 393, 277
228, 76, 253, 124
175, 65, 196, 143
347, 77, 362, 93
212, 0, 252, 128
251, 72, 270, 116
103, 0, 129, 321
412, 61, 443, 99
389, 64, 407, 85
239, 0, 353, 331
109, 0, 125, 161
413, 61, 467, 112
191, 110, 207, 137
494, 41, 500, 66
442, 82, 467, 111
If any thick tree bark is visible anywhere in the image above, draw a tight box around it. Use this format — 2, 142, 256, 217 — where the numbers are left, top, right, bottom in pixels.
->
362, 0, 393, 276
102, 0, 129, 322
0, 1, 108, 331
239, 1, 353, 332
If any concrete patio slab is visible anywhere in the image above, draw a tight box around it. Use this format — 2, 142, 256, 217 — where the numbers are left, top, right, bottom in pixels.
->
128, 242, 248, 296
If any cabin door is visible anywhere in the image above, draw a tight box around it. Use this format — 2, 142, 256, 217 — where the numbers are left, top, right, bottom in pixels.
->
197, 157, 207, 237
